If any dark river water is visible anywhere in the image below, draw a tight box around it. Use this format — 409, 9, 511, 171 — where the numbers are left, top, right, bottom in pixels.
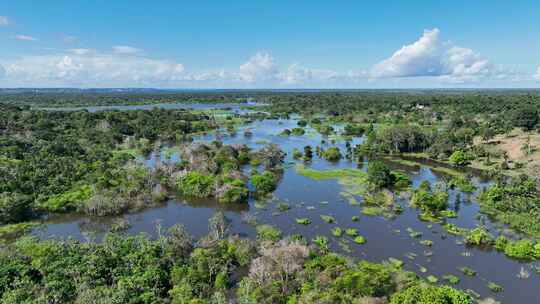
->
31, 108, 540, 303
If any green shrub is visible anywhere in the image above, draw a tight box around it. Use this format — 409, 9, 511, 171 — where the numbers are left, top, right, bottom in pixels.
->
218, 178, 248, 203
449, 150, 469, 167
250, 171, 277, 194
390, 285, 473, 304
178, 171, 216, 198
256, 225, 282, 242
322, 147, 342, 161
504, 239, 536, 260
463, 227, 494, 246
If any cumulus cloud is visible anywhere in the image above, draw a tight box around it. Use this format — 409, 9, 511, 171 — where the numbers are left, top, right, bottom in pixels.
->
3, 50, 185, 87
535, 67, 540, 81
15, 35, 37, 42
0, 16, 9, 26
0, 64, 6, 78
113, 45, 142, 55
239, 51, 278, 82
371, 28, 505, 83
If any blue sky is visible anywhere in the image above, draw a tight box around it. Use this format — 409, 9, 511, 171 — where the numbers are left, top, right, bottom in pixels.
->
1, 0, 539, 88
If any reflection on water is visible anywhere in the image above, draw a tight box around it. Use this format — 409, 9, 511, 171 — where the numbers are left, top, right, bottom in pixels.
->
32, 116, 539, 303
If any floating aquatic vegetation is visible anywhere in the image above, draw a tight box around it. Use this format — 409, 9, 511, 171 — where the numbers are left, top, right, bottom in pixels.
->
443, 223, 468, 236
487, 282, 503, 293
312, 235, 329, 251
320, 215, 336, 223
420, 239, 433, 246
256, 224, 282, 242
351, 216, 360, 222
426, 275, 438, 283
459, 266, 477, 276
443, 274, 460, 285
387, 257, 404, 269
353, 236, 366, 244
276, 202, 290, 212
295, 165, 368, 196
440, 210, 458, 218
362, 206, 384, 216
332, 227, 343, 237
295, 218, 311, 225
407, 227, 422, 238
464, 227, 494, 246
345, 228, 359, 237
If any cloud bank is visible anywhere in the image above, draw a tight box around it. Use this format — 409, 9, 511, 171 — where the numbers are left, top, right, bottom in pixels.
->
370, 28, 508, 83
0, 28, 533, 88
3, 49, 185, 87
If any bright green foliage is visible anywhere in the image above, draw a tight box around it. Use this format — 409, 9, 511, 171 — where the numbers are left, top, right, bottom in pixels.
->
322, 147, 342, 161
487, 282, 504, 293
256, 225, 282, 242
295, 218, 311, 225
250, 171, 277, 194
390, 285, 473, 304
345, 228, 358, 237
178, 172, 216, 198
331, 227, 343, 237
449, 150, 469, 167
312, 235, 329, 250
463, 227, 494, 246
459, 267, 476, 276
479, 178, 540, 238
443, 275, 460, 285
41, 185, 93, 212
503, 239, 537, 260
320, 215, 336, 223
218, 178, 248, 204
353, 236, 366, 244
411, 181, 449, 216
292, 148, 303, 159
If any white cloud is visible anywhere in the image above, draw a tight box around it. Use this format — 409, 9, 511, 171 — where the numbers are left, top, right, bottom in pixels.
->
0, 64, 5, 78
113, 45, 142, 55
3, 50, 185, 87
371, 28, 506, 83
15, 35, 37, 42
239, 51, 278, 82
0, 16, 9, 26
535, 67, 540, 81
